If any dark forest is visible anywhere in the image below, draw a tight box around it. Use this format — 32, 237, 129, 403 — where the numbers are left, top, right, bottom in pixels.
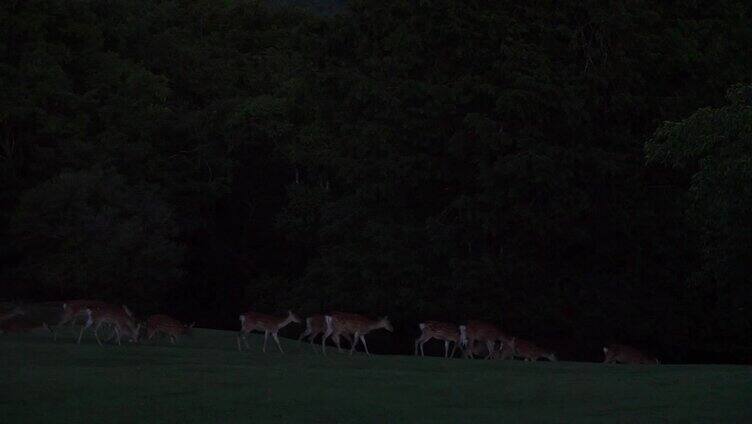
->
2, 0, 752, 362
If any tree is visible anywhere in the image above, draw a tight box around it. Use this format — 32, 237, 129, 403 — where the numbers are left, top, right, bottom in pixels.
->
9, 169, 184, 307
647, 84, 752, 347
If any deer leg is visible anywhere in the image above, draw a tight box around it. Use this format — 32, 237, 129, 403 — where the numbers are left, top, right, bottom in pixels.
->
237, 333, 244, 351
298, 328, 310, 342
349, 332, 360, 355
444, 340, 450, 358
94, 321, 106, 346
171, 335, 176, 345
334, 333, 343, 353
342, 333, 353, 347
360, 335, 370, 357
77, 324, 86, 345
109, 324, 120, 345
77, 317, 92, 345
485, 341, 496, 359
321, 327, 332, 355
53, 317, 67, 341
263, 331, 269, 353
465, 340, 474, 359
421, 337, 430, 356
273, 332, 284, 354
450, 341, 457, 358
106, 324, 119, 342
54, 314, 73, 341
414, 338, 421, 356
309, 331, 320, 352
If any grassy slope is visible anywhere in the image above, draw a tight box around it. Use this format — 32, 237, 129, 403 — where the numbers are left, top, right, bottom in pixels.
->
1, 329, 751, 423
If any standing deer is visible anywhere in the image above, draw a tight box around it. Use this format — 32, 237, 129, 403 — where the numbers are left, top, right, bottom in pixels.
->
53, 300, 109, 341
79, 303, 140, 346
145, 314, 194, 344
237, 310, 301, 353
509, 338, 557, 361
603, 344, 659, 364
321, 312, 393, 356
298, 314, 352, 351
460, 320, 509, 359
414, 321, 461, 358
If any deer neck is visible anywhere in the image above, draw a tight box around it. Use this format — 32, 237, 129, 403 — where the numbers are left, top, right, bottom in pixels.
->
367, 320, 385, 333
278, 315, 294, 329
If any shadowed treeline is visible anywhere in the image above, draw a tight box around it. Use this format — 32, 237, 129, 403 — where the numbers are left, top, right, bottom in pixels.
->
1, 0, 752, 362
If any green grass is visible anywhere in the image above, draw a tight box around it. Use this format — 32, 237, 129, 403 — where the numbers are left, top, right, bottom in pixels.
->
1, 329, 751, 423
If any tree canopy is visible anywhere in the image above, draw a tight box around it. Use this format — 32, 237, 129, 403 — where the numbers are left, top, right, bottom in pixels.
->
1, 0, 751, 361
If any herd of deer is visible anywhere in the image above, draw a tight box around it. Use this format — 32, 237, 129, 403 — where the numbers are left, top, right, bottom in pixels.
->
0, 300, 192, 346
236, 309, 659, 364
0, 301, 660, 364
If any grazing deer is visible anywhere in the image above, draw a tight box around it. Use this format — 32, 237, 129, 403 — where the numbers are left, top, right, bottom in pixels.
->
78, 303, 140, 346
414, 321, 461, 358
1, 304, 57, 335
496, 339, 516, 360
298, 314, 352, 351
321, 312, 393, 356
54, 300, 109, 341
237, 310, 301, 353
0, 317, 42, 334
603, 344, 659, 364
146, 314, 195, 344
509, 338, 557, 362
0, 305, 24, 323
460, 320, 508, 359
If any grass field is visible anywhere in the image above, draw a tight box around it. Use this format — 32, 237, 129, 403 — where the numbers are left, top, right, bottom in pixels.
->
1, 329, 751, 423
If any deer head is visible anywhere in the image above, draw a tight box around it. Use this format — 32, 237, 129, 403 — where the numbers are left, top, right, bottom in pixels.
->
379, 316, 393, 332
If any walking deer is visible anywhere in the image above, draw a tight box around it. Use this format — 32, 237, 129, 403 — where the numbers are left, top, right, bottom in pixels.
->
460, 320, 509, 359
603, 344, 659, 364
53, 300, 110, 341
321, 312, 393, 356
298, 314, 352, 351
509, 338, 557, 361
146, 314, 194, 344
237, 310, 301, 353
414, 321, 461, 358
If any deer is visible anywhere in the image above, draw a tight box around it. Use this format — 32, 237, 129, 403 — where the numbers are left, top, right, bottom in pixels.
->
603, 344, 660, 364
509, 338, 557, 361
78, 303, 140, 346
321, 312, 393, 356
414, 321, 461, 358
1, 304, 56, 335
53, 300, 109, 341
0, 316, 43, 334
459, 320, 509, 359
237, 310, 301, 353
496, 339, 517, 360
145, 314, 195, 344
0, 305, 25, 322
298, 314, 352, 351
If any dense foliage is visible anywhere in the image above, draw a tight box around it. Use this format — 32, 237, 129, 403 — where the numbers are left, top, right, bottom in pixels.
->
1, 0, 751, 360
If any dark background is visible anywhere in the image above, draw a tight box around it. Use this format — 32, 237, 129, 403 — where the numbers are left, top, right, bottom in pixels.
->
2, 0, 752, 363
